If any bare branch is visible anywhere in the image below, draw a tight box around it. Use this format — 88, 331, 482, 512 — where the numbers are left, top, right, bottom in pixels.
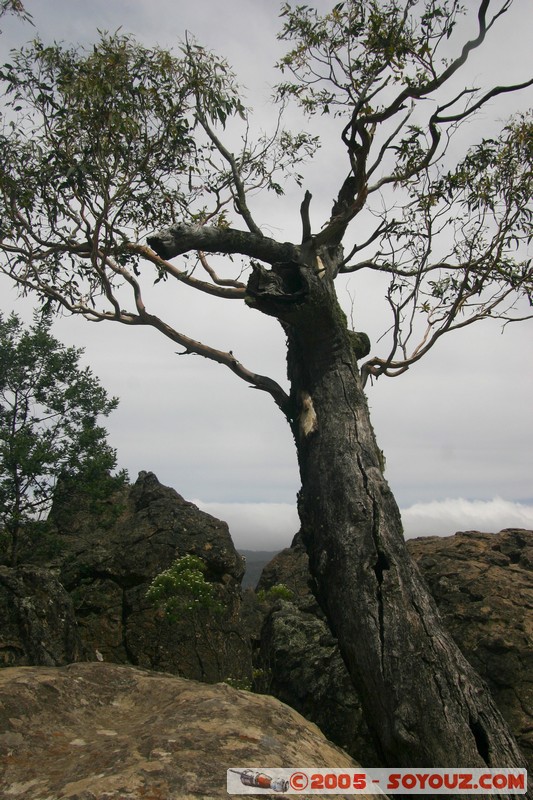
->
132, 244, 246, 299
340, 219, 397, 271
436, 78, 533, 125
140, 311, 290, 414
4, 246, 290, 414
315, 172, 369, 248
196, 113, 263, 237
361, 279, 533, 387
362, 0, 496, 127
300, 190, 312, 243
365, 106, 414, 183
197, 251, 247, 289
147, 223, 299, 266
369, 115, 441, 193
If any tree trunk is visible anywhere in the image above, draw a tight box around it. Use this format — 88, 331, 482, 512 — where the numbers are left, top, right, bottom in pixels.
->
9, 520, 20, 568
247, 247, 529, 797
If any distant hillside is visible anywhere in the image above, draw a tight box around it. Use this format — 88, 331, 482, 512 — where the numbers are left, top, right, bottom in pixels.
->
239, 550, 280, 589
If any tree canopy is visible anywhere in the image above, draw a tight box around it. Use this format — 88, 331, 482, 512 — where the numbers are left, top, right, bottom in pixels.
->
0, 1, 529, 401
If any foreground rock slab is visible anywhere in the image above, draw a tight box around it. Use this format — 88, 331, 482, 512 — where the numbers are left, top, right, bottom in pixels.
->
0, 662, 378, 800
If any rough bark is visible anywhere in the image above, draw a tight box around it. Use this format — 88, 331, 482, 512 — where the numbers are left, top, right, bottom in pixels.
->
246, 245, 530, 797
147, 223, 299, 266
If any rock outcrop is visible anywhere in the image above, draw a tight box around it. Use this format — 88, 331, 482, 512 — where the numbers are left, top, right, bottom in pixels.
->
256, 598, 380, 766
255, 529, 533, 770
2, 472, 531, 776
2, 472, 251, 685
0, 662, 380, 800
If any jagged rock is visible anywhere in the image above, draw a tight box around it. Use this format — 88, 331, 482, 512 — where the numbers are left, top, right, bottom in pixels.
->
255, 529, 533, 771
49, 471, 251, 684
0, 565, 86, 667
51, 470, 244, 586
0, 662, 381, 800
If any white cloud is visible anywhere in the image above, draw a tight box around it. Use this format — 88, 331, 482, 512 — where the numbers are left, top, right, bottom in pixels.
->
193, 497, 533, 551
401, 497, 533, 540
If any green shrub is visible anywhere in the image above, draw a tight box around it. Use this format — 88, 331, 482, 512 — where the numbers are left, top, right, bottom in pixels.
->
256, 583, 294, 604
146, 554, 223, 621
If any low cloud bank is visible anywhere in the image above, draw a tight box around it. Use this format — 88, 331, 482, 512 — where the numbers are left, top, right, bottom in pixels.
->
401, 497, 533, 539
194, 497, 533, 550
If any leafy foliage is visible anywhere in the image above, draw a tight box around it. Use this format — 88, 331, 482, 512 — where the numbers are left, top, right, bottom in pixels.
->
277, 1, 467, 115
360, 113, 533, 374
0, 32, 318, 320
0, 312, 125, 565
146, 554, 224, 621
0, 34, 195, 263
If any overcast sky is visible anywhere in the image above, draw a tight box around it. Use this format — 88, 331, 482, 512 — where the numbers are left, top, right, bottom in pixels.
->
1, 0, 532, 550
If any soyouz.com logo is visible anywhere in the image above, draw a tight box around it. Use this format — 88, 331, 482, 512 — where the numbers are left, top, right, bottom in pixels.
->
227, 767, 528, 794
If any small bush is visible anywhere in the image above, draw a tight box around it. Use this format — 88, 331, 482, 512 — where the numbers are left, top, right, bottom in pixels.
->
146, 554, 223, 621
256, 583, 294, 604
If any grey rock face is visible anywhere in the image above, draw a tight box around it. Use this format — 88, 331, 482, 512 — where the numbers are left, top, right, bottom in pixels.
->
2, 471, 251, 685
408, 529, 533, 770
254, 535, 381, 764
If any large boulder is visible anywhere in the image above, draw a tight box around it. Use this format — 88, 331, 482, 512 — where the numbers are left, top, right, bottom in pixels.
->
255, 529, 533, 770
58, 471, 250, 684
0, 662, 381, 800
